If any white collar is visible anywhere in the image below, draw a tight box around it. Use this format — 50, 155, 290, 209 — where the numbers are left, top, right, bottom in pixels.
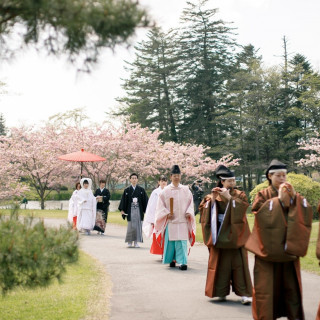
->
169, 183, 182, 189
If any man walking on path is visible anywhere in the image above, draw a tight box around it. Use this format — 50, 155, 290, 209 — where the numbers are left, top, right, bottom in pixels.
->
94, 179, 110, 235
118, 173, 148, 248
155, 165, 196, 270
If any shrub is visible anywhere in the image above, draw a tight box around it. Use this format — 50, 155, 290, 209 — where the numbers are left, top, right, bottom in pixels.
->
250, 173, 320, 219
0, 207, 79, 294
110, 191, 124, 200
48, 191, 73, 201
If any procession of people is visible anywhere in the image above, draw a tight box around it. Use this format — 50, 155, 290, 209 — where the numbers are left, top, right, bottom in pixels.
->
67, 160, 320, 320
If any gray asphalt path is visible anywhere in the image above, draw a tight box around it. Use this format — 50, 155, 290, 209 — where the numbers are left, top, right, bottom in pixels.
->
46, 219, 320, 320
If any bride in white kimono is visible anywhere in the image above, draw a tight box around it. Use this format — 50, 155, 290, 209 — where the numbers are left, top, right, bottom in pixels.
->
142, 175, 168, 255
76, 178, 96, 235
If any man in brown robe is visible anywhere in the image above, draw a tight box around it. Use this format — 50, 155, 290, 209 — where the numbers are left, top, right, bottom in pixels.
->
200, 165, 252, 304
245, 160, 313, 320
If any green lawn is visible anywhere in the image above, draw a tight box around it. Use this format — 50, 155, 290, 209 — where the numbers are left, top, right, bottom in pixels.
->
301, 221, 320, 274
0, 251, 110, 320
0, 208, 69, 219
108, 211, 128, 226
0, 209, 132, 225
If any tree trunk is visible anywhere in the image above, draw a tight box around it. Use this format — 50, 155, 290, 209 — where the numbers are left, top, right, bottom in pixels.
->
40, 198, 45, 210
248, 170, 252, 191
242, 172, 247, 193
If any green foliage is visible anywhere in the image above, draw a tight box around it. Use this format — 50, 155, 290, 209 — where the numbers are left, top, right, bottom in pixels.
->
24, 188, 72, 201
249, 180, 269, 203
110, 190, 124, 200
250, 173, 320, 219
0, 0, 149, 69
48, 191, 73, 201
0, 207, 79, 294
116, 27, 181, 141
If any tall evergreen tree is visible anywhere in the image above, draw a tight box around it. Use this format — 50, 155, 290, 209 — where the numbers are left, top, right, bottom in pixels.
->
117, 27, 181, 141
282, 53, 314, 167
177, 0, 238, 152
226, 45, 274, 190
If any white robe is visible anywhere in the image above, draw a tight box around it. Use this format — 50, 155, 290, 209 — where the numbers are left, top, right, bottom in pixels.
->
68, 190, 79, 223
155, 183, 196, 242
142, 186, 162, 238
76, 188, 97, 230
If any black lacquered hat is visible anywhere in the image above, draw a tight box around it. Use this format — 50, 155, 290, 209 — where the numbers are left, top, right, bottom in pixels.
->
265, 159, 287, 178
171, 165, 181, 174
215, 165, 235, 180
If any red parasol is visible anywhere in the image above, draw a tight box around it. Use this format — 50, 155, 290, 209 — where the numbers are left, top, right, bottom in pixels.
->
58, 148, 106, 178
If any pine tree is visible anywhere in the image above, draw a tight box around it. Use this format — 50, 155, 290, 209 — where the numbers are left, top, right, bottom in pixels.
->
0, 209, 78, 294
177, 0, 238, 152
0, 0, 149, 69
282, 53, 315, 167
117, 27, 181, 141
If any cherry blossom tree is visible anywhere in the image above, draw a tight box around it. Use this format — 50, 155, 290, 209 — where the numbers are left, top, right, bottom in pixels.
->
1, 122, 239, 205
0, 154, 28, 201
1, 126, 76, 208
75, 122, 240, 189
297, 132, 320, 168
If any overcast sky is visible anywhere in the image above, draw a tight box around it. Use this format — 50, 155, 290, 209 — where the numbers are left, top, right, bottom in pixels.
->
1, 0, 320, 128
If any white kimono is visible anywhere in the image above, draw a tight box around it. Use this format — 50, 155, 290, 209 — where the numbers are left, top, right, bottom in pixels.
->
142, 186, 162, 238
68, 189, 79, 223
76, 178, 96, 230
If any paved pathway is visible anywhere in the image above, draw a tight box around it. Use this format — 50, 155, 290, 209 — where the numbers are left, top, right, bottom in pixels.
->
46, 219, 320, 320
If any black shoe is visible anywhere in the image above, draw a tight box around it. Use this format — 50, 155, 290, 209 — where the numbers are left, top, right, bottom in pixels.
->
169, 261, 176, 268
179, 264, 187, 270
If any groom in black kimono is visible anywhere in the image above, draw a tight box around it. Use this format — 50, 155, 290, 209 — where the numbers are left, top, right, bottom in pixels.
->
118, 173, 148, 247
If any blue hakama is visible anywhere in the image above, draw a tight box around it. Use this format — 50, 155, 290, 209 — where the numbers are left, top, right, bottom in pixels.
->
163, 225, 188, 265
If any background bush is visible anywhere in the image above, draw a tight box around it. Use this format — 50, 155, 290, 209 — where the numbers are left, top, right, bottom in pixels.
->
250, 173, 320, 219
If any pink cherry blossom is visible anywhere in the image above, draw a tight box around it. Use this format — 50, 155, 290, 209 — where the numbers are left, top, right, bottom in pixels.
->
0, 122, 239, 205
297, 132, 320, 168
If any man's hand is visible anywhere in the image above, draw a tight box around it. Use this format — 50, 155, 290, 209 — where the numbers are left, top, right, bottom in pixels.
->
168, 213, 174, 220
186, 213, 191, 219
211, 187, 220, 202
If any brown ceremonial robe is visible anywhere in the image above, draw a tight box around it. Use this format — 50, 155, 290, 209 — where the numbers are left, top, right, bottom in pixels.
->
245, 186, 313, 320
200, 188, 252, 298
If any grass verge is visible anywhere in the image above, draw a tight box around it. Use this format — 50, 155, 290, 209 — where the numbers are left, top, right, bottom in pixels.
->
0, 208, 69, 219
0, 251, 111, 320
